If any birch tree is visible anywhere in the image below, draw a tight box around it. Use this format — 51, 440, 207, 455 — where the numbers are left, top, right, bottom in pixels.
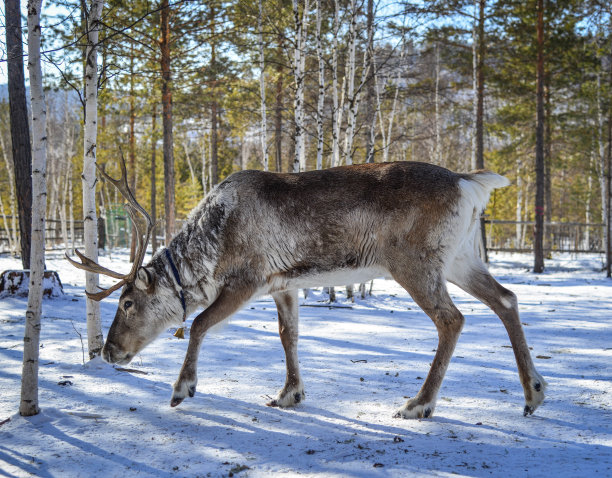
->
315, 0, 324, 171
343, 0, 358, 166
82, 0, 105, 358
20, 0, 46, 417
343, 0, 369, 166
292, 0, 310, 173
364, 0, 375, 164
331, 0, 341, 168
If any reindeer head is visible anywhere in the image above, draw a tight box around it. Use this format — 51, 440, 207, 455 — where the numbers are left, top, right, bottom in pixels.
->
66, 155, 184, 364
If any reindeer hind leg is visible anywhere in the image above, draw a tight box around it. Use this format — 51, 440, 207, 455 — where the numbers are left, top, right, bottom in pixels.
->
391, 267, 465, 419
448, 256, 547, 416
268, 289, 304, 407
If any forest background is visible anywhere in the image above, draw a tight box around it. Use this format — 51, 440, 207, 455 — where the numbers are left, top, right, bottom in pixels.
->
0, 0, 611, 266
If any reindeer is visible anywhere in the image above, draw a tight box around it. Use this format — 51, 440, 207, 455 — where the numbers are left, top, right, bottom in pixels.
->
67, 159, 546, 419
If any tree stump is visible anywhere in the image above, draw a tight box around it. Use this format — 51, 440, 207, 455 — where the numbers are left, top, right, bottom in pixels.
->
0, 270, 64, 298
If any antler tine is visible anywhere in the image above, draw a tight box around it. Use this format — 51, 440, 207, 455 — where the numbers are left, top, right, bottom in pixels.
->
96, 148, 155, 275
96, 148, 154, 227
124, 204, 154, 279
65, 249, 127, 280
85, 279, 127, 301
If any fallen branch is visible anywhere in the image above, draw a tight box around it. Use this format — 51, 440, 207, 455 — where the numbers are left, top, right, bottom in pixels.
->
114, 367, 150, 375
301, 304, 353, 309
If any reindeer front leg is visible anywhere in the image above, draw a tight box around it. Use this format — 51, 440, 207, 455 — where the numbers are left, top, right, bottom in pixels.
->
171, 285, 254, 407
267, 289, 304, 407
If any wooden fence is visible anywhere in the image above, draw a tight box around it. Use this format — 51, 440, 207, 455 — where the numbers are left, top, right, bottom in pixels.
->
0, 216, 606, 255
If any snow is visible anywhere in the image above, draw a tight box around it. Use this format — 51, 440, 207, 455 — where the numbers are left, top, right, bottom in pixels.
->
0, 250, 611, 477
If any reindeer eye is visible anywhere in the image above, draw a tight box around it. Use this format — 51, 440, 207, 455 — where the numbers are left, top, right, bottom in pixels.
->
123, 300, 133, 311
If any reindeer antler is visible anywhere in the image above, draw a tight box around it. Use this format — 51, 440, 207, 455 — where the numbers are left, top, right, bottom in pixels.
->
65, 150, 155, 301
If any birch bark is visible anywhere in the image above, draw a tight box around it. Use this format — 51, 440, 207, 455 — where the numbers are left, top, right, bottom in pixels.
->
343, 0, 357, 166
21, 0, 46, 417
331, 0, 340, 168
292, 0, 310, 173
82, 0, 104, 358
315, 0, 324, 170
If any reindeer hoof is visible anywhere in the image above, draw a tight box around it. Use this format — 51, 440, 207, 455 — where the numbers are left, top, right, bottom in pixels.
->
188, 385, 196, 398
268, 385, 305, 408
170, 396, 184, 407
394, 398, 436, 419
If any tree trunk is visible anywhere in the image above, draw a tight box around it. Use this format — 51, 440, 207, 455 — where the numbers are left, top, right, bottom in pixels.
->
21, 0, 46, 417
471, 0, 478, 171
0, 131, 18, 254
83, 0, 105, 359
343, 0, 358, 166
211, 99, 219, 185
129, 47, 137, 262
331, 0, 340, 168
476, 0, 488, 263
258, 0, 268, 171
597, 71, 608, 268
544, 76, 552, 255
292, 0, 310, 173
315, 0, 324, 171
209, 8, 219, 186
150, 105, 158, 255
160, 0, 175, 244
475, 0, 485, 171
364, 0, 375, 164
5, 0, 32, 269
607, 40, 612, 277
516, 159, 523, 249
0, 195, 12, 253
381, 44, 403, 164
434, 43, 441, 166
534, 0, 545, 273
275, 62, 283, 173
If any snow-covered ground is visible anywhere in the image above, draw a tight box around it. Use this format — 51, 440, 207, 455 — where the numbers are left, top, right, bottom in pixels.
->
0, 250, 610, 477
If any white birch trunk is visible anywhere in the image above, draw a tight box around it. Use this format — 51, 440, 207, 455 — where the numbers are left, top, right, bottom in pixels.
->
315, 0, 324, 171
382, 45, 403, 163
343, 0, 357, 166
68, 164, 75, 254
258, 0, 269, 171
374, 73, 388, 159
343, 0, 369, 166
83, 0, 104, 359
331, 0, 340, 168
292, 0, 310, 173
21, 0, 46, 417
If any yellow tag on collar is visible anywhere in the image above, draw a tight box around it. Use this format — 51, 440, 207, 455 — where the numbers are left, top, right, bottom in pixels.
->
173, 327, 185, 339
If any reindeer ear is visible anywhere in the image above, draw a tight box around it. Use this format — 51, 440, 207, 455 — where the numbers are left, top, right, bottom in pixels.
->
135, 267, 153, 290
